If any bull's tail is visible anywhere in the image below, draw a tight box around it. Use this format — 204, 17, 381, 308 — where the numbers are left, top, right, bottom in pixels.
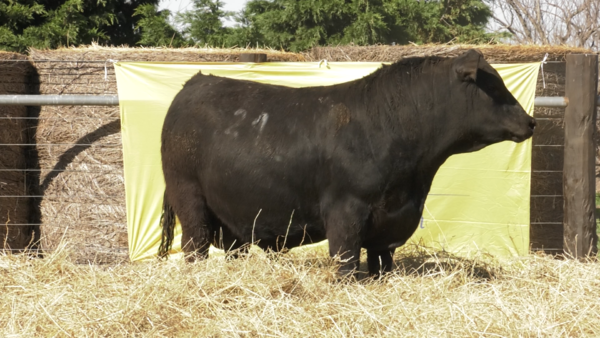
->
158, 191, 176, 259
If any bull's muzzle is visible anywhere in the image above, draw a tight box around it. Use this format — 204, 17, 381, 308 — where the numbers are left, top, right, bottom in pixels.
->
511, 116, 536, 143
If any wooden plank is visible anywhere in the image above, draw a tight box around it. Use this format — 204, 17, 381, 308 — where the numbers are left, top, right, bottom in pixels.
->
533, 107, 564, 119
563, 54, 599, 257
239, 53, 268, 63
533, 62, 565, 119
531, 171, 562, 196
530, 223, 563, 253
535, 62, 566, 97
531, 196, 563, 224
532, 146, 563, 171
531, 119, 564, 145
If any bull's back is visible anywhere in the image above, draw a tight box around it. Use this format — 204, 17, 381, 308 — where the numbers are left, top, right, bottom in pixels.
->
163, 73, 349, 170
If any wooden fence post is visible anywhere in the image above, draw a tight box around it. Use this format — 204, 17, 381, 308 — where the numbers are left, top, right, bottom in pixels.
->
563, 54, 599, 258
239, 53, 267, 63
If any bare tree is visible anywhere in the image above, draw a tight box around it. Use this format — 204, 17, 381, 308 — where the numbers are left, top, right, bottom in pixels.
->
485, 0, 600, 50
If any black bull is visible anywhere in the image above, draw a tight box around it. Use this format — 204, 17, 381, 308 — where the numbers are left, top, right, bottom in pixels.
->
158, 49, 536, 276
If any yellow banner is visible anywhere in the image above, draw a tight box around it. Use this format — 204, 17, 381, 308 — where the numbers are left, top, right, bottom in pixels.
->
114, 61, 539, 261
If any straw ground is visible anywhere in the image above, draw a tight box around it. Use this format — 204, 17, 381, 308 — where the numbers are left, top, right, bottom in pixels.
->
1, 243, 599, 337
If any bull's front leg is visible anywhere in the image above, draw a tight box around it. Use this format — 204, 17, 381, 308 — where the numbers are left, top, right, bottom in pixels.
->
367, 248, 396, 278
322, 196, 370, 277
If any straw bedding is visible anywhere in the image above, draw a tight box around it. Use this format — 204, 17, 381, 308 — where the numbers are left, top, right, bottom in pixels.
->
19, 44, 591, 261
1, 245, 599, 336
0, 52, 33, 251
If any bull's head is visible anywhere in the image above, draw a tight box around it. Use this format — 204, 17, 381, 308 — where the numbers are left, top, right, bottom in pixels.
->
452, 49, 536, 151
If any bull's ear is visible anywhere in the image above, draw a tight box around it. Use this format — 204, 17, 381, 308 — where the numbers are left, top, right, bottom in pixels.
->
454, 49, 482, 82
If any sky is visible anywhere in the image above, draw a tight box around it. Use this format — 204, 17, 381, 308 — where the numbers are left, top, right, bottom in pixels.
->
158, 0, 248, 27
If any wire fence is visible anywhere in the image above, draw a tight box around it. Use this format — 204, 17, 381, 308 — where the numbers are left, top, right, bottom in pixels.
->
1, 55, 595, 259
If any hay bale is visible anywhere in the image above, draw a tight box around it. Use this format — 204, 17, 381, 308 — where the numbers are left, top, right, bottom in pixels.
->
28, 45, 304, 263
0, 51, 34, 251
304, 44, 588, 62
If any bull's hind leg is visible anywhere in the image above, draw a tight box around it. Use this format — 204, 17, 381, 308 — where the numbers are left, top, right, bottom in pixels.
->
367, 248, 396, 278
164, 176, 211, 261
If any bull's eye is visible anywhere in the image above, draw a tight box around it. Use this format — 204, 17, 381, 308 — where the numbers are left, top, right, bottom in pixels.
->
476, 69, 516, 105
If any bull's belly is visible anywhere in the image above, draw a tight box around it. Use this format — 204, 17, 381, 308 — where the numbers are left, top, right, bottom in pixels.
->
198, 150, 330, 247
213, 212, 328, 251
203, 182, 327, 250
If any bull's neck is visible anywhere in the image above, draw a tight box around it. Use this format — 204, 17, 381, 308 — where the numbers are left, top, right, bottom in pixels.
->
360, 63, 468, 183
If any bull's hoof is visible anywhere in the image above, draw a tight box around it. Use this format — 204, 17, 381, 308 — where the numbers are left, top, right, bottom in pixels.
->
184, 251, 208, 263
334, 268, 359, 283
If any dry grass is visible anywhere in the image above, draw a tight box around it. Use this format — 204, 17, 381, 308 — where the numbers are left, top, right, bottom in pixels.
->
1, 244, 599, 337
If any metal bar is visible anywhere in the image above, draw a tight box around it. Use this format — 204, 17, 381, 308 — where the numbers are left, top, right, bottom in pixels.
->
0, 95, 119, 106
0, 195, 121, 198
0, 117, 116, 120
0, 248, 128, 252
0, 94, 596, 107
0, 169, 119, 173
0, 60, 110, 63
534, 96, 570, 107
2, 223, 126, 226
0, 143, 120, 146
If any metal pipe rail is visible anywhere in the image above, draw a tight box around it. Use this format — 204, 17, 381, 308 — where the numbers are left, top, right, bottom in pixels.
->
0, 95, 596, 107
534, 96, 570, 108
0, 95, 119, 106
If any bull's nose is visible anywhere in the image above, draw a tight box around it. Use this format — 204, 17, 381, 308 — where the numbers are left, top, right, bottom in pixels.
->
529, 118, 537, 131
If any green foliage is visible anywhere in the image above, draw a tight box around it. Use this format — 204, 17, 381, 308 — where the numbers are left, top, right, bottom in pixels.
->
0, 0, 46, 51
393, 0, 494, 44
134, 4, 186, 47
238, 0, 348, 51
0, 0, 45, 31
176, 0, 234, 47
0, 0, 498, 53
232, 0, 496, 51
0, 0, 161, 53
220, 5, 264, 48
